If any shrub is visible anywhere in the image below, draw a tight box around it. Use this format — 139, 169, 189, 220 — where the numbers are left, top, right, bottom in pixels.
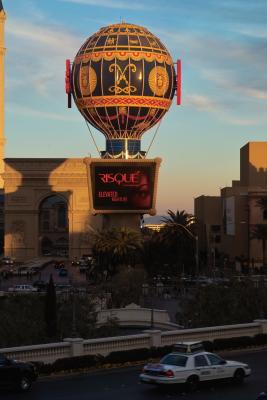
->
104, 348, 150, 364
50, 354, 102, 373
213, 336, 253, 350
252, 333, 267, 346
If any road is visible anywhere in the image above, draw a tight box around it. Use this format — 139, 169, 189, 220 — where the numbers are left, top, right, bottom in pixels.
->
2, 349, 267, 399
0, 260, 87, 291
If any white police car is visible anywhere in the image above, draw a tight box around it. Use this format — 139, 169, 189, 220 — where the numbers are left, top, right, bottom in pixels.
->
140, 341, 251, 390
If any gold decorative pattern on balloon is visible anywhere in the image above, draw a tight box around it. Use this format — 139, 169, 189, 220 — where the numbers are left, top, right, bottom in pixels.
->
77, 96, 172, 110
80, 65, 97, 95
129, 39, 139, 45
74, 50, 173, 65
133, 121, 152, 131
119, 106, 127, 115
148, 66, 169, 96
149, 108, 157, 116
108, 63, 137, 95
106, 37, 117, 45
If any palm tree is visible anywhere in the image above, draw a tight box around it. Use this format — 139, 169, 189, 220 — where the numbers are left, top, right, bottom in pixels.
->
256, 197, 267, 212
161, 209, 196, 228
251, 224, 267, 266
111, 227, 143, 267
91, 227, 143, 278
91, 228, 115, 278
160, 209, 197, 275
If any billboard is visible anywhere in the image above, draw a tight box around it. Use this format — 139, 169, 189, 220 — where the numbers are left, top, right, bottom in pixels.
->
223, 196, 235, 236
84, 158, 161, 214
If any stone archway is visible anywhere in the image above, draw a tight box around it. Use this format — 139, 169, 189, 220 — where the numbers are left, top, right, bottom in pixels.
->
39, 195, 69, 257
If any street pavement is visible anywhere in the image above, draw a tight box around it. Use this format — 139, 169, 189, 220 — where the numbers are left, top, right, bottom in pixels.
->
1, 349, 267, 399
0, 258, 88, 291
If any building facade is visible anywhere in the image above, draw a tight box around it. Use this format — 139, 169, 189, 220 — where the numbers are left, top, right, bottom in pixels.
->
195, 142, 267, 272
3, 158, 102, 261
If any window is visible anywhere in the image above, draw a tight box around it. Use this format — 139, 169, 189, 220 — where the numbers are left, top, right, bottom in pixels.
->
206, 354, 224, 365
160, 354, 188, 367
194, 355, 208, 367
39, 195, 68, 256
58, 203, 67, 228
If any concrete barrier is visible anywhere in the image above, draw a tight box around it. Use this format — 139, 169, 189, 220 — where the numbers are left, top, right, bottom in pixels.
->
0, 320, 266, 364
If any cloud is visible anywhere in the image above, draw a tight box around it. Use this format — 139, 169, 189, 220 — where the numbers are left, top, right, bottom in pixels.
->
185, 92, 266, 127
233, 26, 267, 39
6, 19, 80, 53
58, 0, 148, 10
158, 27, 267, 108
202, 70, 267, 101
6, 103, 80, 122
185, 94, 218, 112
6, 18, 82, 98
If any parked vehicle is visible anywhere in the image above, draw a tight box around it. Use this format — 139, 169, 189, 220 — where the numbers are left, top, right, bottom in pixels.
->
140, 341, 251, 390
0, 353, 38, 392
11, 266, 32, 276
8, 284, 38, 293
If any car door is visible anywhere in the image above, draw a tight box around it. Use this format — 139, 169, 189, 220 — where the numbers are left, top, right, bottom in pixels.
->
206, 353, 228, 379
0, 356, 18, 387
0, 355, 8, 387
194, 354, 214, 381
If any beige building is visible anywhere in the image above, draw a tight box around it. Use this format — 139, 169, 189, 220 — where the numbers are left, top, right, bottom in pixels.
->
3, 158, 103, 261
195, 142, 267, 271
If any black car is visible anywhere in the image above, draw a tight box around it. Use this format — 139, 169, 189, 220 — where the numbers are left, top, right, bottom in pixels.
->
0, 354, 38, 392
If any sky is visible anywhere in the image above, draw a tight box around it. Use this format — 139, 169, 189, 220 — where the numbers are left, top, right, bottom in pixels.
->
3, 0, 267, 216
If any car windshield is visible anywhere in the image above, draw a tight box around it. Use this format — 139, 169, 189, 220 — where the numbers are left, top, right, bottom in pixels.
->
160, 354, 188, 367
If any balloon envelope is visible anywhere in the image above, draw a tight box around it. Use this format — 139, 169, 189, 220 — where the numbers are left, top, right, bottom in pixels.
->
72, 22, 176, 141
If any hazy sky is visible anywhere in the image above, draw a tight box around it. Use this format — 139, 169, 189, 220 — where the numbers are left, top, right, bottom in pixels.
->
3, 0, 267, 215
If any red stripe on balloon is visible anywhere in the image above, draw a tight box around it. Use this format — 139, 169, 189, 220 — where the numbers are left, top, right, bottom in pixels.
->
176, 59, 181, 105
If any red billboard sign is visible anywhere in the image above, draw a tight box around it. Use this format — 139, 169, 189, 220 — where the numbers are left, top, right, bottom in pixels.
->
84, 158, 161, 214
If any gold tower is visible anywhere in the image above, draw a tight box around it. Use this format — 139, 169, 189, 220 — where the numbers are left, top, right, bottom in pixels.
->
0, 1, 6, 188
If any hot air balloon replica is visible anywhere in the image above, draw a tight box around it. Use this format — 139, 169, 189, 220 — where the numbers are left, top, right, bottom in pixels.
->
66, 22, 181, 218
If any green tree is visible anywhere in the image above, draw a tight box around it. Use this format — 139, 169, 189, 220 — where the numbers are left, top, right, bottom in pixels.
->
92, 227, 143, 278
107, 266, 146, 307
0, 295, 46, 347
44, 274, 57, 339
57, 294, 96, 339
178, 279, 267, 328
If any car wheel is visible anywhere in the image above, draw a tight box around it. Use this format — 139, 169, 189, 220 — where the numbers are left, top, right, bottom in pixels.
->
18, 376, 32, 392
233, 368, 245, 384
186, 375, 199, 392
